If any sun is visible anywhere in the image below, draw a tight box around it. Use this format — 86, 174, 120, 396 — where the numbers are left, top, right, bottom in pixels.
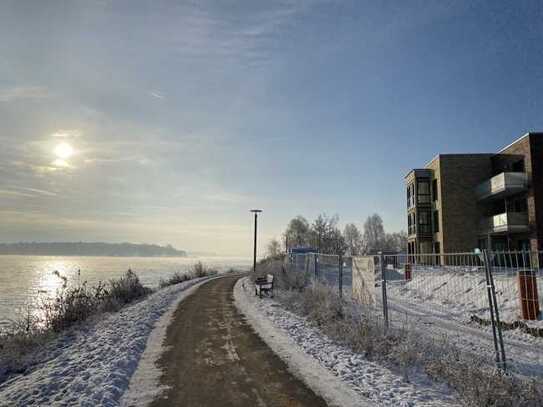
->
54, 142, 74, 159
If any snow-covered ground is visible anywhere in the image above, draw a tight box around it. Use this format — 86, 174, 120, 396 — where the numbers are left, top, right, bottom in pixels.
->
386, 266, 543, 328
235, 277, 460, 407
316, 266, 543, 377
386, 296, 543, 378
0, 276, 214, 407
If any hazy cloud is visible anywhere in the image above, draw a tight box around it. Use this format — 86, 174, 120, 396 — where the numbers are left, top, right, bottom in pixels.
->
0, 86, 49, 102
149, 91, 164, 99
51, 130, 82, 139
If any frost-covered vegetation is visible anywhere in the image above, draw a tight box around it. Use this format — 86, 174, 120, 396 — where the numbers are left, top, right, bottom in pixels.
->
158, 261, 218, 288
0, 269, 150, 381
257, 259, 543, 407
0, 262, 217, 384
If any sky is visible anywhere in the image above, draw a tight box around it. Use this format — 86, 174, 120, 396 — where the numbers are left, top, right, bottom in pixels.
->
1, 0, 542, 257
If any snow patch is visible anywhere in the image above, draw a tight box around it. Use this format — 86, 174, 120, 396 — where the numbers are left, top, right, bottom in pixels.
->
0, 276, 215, 407
236, 278, 460, 407
120, 276, 224, 406
234, 278, 366, 407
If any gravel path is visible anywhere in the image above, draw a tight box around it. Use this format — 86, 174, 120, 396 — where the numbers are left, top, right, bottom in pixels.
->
149, 276, 326, 407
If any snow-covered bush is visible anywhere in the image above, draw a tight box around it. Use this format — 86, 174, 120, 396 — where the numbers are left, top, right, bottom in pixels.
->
254, 257, 310, 291
191, 261, 217, 278
158, 262, 218, 288
274, 277, 543, 406
107, 269, 151, 307
0, 269, 151, 383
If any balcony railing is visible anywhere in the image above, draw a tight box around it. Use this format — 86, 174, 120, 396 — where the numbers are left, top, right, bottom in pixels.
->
475, 172, 528, 201
480, 212, 529, 234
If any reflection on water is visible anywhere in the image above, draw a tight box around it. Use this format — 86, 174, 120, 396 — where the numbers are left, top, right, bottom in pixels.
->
0, 255, 251, 328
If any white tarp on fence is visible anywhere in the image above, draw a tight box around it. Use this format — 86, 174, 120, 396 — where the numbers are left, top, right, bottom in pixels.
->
352, 256, 376, 305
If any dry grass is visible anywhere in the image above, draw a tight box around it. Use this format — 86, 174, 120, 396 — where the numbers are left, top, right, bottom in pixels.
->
263, 259, 543, 407
158, 262, 218, 288
254, 256, 310, 291
0, 269, 151, 383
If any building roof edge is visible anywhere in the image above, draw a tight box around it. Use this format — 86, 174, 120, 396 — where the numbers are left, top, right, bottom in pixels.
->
497, 133, 531, 154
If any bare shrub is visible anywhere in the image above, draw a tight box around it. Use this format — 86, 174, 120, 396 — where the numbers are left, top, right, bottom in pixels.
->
40, 271, 111, 332
273, 278, 543, 406
191, 261, 211, 278
255, 258, 310, 291
107, 269, 151, 306
158, 262, 218, 288
158, 271, 191, 288
0, 269, 151, 383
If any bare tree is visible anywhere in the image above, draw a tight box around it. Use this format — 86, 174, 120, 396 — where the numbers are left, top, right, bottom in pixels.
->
383, 231, 407, 252
284, 216, 311, 249
362, 213, 386, 254
329, 227, 348, 256
343, 223, 363, 256
310, 213, 340, 253
266, 238, 282, 258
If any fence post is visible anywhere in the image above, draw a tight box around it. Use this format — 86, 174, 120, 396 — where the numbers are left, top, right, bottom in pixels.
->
314, 253, 319, 281
517, 268, 540, 320
338, 254, 343, 298
379, 252, 389, 332
404, 263, 412, 281
483, 249, 507, 372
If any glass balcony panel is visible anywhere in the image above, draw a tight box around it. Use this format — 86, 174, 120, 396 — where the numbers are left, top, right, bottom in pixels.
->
480, 212, 529, 234
476, 172, 528, 201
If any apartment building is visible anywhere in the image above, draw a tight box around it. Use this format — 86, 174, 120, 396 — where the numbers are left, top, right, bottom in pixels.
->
405, 132, 543, 256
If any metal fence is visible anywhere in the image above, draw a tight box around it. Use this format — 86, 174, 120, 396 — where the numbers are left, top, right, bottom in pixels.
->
286, 250, 543, 378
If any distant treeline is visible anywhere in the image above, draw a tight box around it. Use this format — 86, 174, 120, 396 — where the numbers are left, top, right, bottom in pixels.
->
0, 242, 187, 257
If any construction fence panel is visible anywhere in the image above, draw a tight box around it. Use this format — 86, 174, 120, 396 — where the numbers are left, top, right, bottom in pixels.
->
286, 250, 543, 377
382, 251, 542, 377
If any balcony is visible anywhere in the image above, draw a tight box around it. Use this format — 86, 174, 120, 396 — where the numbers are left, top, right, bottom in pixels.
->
480, 212, 529, 235
475, 172, 528, 201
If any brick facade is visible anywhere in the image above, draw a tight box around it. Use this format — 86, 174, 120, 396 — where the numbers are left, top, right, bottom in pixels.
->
406, 133, 542, 255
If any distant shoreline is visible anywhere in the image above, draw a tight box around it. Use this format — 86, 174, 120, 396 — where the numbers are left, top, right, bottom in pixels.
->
0, 254, 190, 258
0, 242, 188, 258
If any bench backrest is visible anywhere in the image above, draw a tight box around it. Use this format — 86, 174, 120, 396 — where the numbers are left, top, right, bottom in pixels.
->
266, 274, 274, 283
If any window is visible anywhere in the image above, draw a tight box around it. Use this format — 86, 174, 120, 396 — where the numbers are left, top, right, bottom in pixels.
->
418, 181, 429, 194
417, 180, 431, 204
514, 198, 528, 213
418, 210, 432, 234
512, 159, 525, 172
518, 239, 530, 251
434, 242, 441, 265
433, 210, 439, 232
408, 213, 416, 235
432, 179, 438, 202
407, 183, 416, 208
419, 211, 429, 224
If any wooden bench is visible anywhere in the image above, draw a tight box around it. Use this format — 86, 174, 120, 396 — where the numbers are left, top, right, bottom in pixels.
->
255, 274, 274, 298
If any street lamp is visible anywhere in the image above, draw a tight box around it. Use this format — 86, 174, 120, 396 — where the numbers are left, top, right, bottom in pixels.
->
250, 209, 263, 273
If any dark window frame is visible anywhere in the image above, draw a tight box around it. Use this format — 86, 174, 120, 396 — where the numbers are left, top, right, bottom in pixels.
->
432, 179, 438, 202
417, 180, 431, 204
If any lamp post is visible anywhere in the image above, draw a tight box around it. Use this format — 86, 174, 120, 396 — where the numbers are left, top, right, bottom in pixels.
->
250, 209, 263, 273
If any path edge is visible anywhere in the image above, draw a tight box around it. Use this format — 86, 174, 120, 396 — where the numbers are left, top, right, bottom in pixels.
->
120, 274, 227, 407
234, 277, 369, 407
